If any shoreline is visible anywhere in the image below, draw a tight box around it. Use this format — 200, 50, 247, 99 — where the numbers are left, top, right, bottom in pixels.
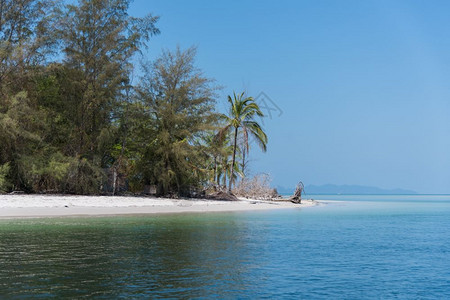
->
0, 194, 319, 219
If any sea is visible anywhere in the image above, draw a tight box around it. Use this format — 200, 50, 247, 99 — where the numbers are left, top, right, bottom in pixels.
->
0, 195, 449, 299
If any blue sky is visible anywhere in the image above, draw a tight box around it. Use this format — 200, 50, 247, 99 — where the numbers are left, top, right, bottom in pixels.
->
128, 0, 450, 194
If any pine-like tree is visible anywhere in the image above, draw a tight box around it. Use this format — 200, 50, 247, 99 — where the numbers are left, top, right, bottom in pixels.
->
135, 47, 218, 196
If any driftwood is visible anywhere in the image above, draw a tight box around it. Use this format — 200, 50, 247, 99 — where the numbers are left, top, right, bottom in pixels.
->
290, 181, 304, 204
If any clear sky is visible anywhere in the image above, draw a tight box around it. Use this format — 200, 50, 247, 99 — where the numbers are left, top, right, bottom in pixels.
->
128, 0, 450, 194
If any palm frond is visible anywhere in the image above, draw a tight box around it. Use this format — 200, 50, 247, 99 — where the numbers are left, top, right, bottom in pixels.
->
244, 121, 268, 152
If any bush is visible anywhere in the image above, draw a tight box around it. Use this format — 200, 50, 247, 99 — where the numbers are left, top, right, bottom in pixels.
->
0, 163, 11, 193
233, 173, 279, 200
64, 158, 105, 195
18, 154, 105, 194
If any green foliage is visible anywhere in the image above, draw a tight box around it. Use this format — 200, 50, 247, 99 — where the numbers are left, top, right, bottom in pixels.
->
0, 90, 47, 191
18, 152, 71, 192
57, 0, 159, 160
65, 158, 105, 195
134, 47, 218, 196
0, 0, 57, 95
0, 163, 11, 193
0, 0, 268, 196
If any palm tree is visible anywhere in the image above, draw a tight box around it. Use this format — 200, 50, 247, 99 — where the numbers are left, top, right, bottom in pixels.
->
219, 92, 268, 192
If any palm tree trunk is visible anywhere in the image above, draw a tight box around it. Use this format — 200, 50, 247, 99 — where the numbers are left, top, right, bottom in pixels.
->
229, 126, 238, 193
241, 147, 246, 178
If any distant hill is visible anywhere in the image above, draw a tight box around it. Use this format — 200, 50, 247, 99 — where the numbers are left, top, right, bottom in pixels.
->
303, 184, 417, 195
275, 184, 417, 195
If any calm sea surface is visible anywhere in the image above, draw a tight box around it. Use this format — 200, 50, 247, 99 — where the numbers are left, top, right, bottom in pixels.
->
0, 195, 449, 299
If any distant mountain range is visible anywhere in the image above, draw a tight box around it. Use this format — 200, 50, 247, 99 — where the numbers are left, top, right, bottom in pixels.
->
276, 184, 417, 195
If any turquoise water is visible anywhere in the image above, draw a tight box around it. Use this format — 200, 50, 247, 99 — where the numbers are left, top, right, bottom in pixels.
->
0, 195, 449, 298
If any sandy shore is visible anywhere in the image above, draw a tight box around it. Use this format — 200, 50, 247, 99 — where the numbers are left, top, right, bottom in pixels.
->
0, 194, 318, 219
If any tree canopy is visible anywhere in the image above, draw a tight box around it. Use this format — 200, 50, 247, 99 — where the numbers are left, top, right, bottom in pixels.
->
0, 0, 268, 197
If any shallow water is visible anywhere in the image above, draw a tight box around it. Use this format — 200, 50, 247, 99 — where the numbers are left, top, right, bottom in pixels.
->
0, 195, 449, 298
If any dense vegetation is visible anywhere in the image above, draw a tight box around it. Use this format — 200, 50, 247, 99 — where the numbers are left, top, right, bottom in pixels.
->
0, 0, 267, 196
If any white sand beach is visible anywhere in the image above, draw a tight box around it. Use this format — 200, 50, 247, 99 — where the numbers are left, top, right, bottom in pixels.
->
0, 195, 318, 218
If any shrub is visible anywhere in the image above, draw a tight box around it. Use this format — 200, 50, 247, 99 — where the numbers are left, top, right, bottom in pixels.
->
233, 173, 279, 200
0, 163, 11, 193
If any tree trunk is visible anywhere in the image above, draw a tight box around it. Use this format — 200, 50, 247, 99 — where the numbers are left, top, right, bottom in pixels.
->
213, 156, 217, 185
112, 167, 117, 196
228, 126, 238, 193
222, 162, 227, 187
241, 146, 246, 178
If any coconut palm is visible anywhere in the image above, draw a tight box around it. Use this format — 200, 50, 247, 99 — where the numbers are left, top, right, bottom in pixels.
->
205, 133, 242, 189
219, 92, 268, 192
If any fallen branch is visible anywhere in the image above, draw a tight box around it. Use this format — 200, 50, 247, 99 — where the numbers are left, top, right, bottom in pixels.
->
290, 181, 304, 204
